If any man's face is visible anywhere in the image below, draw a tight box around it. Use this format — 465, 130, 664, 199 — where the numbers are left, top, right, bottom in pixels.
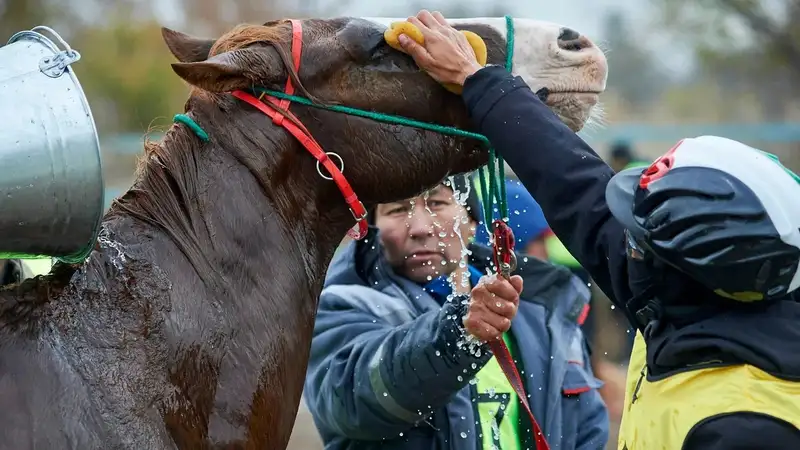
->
375, 185, 476, 284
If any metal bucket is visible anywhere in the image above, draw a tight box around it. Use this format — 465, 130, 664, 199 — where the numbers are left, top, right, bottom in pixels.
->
0, 26, 104, 263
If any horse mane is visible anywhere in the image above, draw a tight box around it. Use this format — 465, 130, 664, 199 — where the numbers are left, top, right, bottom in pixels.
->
110, 121, 221, 284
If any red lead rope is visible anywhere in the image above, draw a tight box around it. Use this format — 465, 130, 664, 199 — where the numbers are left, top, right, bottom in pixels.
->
231, 18, 547, 450
490, 219, 550, 450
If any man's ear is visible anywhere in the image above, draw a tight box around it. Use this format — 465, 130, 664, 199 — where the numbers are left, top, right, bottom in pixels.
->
170, 47, 282, 92
161, 27, 215, 63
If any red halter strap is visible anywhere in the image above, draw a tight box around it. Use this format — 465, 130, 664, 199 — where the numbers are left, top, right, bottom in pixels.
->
231, 19, 368, 240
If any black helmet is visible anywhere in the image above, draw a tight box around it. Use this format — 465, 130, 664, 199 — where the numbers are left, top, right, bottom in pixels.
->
606, 136, 800, 302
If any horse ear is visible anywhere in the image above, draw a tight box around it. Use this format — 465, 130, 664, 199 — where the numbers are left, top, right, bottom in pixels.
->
171, 48, 279, 92
161, 27, 215, 63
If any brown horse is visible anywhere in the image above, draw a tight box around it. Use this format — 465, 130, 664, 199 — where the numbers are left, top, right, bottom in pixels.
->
0, 16, 607, 449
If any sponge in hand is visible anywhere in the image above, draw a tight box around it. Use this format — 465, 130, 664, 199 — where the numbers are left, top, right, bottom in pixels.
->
384, 21, 488, 94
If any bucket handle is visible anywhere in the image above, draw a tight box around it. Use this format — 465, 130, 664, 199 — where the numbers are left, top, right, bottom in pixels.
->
24, 26, 82, 78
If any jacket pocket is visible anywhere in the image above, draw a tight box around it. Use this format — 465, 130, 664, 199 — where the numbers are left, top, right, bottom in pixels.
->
559, 362, 604, 449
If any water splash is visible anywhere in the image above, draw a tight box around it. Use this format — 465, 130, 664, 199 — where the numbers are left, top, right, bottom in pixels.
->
444, 175, 486, 358
96, 225, 127, 272
447, 176, 473, 292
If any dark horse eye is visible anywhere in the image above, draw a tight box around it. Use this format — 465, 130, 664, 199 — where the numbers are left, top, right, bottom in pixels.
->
338, 19, 388, 62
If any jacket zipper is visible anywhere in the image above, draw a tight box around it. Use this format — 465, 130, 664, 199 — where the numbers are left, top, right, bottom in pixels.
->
630, 364, 646, 404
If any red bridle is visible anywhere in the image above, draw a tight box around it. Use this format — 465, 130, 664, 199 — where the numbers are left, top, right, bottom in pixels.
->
231, 20, 368, 240
231, 19, 550, 450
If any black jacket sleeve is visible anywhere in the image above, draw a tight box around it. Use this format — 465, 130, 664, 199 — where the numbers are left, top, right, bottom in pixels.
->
683, 412, 800, 449
462, 66, 632, 313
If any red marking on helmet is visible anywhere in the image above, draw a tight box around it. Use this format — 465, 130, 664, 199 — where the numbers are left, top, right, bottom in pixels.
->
639, 139, 683, 189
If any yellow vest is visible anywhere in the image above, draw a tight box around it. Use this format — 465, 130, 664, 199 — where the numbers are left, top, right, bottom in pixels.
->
474, 333, 521, 450
618, 332, 800, 449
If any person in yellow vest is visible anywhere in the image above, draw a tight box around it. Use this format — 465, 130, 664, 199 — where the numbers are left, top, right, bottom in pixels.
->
391, 14, 800, 448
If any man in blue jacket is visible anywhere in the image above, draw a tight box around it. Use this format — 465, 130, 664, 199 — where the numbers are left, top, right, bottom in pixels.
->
395, 10, 800, 449
304, 176, 608, 450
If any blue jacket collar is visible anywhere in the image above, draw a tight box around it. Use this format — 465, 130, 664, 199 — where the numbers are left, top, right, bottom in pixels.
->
423, 265, 483, 304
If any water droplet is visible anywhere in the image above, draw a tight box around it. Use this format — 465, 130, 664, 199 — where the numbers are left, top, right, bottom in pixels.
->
460, 432, 467, 439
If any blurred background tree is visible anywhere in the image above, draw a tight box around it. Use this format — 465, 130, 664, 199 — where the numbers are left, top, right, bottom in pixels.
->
601, 10, 668, 114
655, 0, 800, 119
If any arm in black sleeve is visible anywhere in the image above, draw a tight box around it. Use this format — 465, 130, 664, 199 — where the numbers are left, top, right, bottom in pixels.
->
462, 66, 631, 310
683, 412, 800, 450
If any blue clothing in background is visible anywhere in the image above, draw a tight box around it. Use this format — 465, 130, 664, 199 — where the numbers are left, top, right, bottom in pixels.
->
474, 179, 550, 248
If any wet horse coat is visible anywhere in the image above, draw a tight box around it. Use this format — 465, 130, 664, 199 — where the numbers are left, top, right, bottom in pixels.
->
0, 16, 606, 450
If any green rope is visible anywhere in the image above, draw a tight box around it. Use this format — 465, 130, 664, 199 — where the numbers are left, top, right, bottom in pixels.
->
250, 88, 490, 144
174, 113, 209, 142
476, 15, 514, 227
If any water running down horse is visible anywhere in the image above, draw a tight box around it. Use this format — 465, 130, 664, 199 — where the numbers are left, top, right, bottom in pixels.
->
0, 16, 607, 449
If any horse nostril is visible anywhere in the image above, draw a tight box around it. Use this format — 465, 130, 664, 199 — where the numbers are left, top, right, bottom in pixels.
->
557, 27, 590, 52
558, 28, 580, 41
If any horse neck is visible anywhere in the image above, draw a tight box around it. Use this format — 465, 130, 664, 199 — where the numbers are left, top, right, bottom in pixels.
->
112, 104, 355, 370
119, 97, 355, 281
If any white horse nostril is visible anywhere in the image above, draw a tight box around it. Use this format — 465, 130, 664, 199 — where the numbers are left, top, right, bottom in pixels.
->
557, 27, 580, 42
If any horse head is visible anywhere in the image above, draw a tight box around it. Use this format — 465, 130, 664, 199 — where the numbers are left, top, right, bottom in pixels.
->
160, 17, 606, 219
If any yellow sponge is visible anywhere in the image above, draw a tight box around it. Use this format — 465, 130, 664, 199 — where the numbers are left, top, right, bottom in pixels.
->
384, 21, 487, 94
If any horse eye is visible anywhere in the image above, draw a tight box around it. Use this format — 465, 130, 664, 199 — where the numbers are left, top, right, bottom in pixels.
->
369, 40, 390, 59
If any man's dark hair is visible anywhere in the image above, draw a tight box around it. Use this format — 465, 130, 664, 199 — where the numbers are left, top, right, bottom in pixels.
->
368, 174, 481, 224
610, 140, 634, 160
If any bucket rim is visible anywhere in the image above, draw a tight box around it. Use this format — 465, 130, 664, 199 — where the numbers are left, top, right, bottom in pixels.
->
4, 26, 106, 263
7, 26, 74, 55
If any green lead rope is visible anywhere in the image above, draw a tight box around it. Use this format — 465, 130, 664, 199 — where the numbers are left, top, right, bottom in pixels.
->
477, 15, 514, 229
174, 114, 209, 142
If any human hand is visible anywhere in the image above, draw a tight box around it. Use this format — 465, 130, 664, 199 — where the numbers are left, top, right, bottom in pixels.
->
463, 274, 523, 342
397, 10, 484, 87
